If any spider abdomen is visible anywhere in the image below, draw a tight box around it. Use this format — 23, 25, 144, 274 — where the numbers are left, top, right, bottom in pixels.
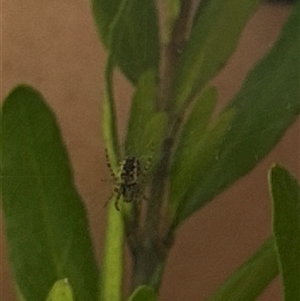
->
120, 157, 141, 186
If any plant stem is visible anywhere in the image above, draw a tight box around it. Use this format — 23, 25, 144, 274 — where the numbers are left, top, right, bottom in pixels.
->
100, 203, 124, 301
130, 0, 194, 292
158, 0, 194, 112
144, 0, 194, 243
101, 55, 123, 301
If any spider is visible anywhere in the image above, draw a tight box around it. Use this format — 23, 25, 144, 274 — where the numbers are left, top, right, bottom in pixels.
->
105, 146, 154, 211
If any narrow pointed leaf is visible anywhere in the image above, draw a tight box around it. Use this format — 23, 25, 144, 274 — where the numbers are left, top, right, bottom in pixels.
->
91, 0, 122, 47
171, 107, 236, 227
46, 279, 74, 301
125, 70, 158, 156
269, 165, 300, 301
125, 70, 166, 160
172, 4, 300, 226
173, 0, 260, 110
92, 0, 159, 84
127, 285, 156, 301
170, 87, 217, 215
161, 0, 181, 43
1, 86, 99, 301
125, 70, 167, 165
206, 237, 278, 301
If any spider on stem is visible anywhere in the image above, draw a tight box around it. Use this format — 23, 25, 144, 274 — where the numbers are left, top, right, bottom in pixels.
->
104, 145, 154, 211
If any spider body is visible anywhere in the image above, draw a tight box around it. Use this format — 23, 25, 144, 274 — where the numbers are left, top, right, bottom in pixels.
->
118, 156, 142, 204
120, 156, 141, 186
105, 146, 154, 210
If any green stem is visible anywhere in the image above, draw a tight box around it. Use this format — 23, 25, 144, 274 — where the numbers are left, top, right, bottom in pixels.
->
100, 54, 123, 301
100, 202, 124, 301
102, 55, 120, 163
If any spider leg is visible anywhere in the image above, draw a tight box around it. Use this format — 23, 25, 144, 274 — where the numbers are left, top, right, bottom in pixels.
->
104, 185, 121, 209
103, 193, 113, 208
105, 148, 119, 182
114, 195, 121, 211
103, 189, 115, 208
134, 193, 147, 207
142, 142, 155, 175
133, 184, 148, 205
142, 194, 148, 201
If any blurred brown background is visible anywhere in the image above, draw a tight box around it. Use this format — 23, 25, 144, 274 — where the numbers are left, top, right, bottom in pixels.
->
1, 1, 299, 300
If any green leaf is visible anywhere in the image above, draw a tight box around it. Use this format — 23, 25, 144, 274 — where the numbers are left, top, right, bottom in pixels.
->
46, 279, 74, 301
122, 71, 166, 228
269, 165, 300, 301
125, 70, 157, 155
92, 0, 159, 84
91, 0, 122, 47
161, 0, 181, 43
172, 3, 300, 226
1, 85, 99, 301
110, 0, 159, 83
170, 86, 217, 216
127, 285, 156, 301
205, 237, 278, 301
172, 0, 260, 110
125, 70, 167, 165
170, 107, 236, 227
